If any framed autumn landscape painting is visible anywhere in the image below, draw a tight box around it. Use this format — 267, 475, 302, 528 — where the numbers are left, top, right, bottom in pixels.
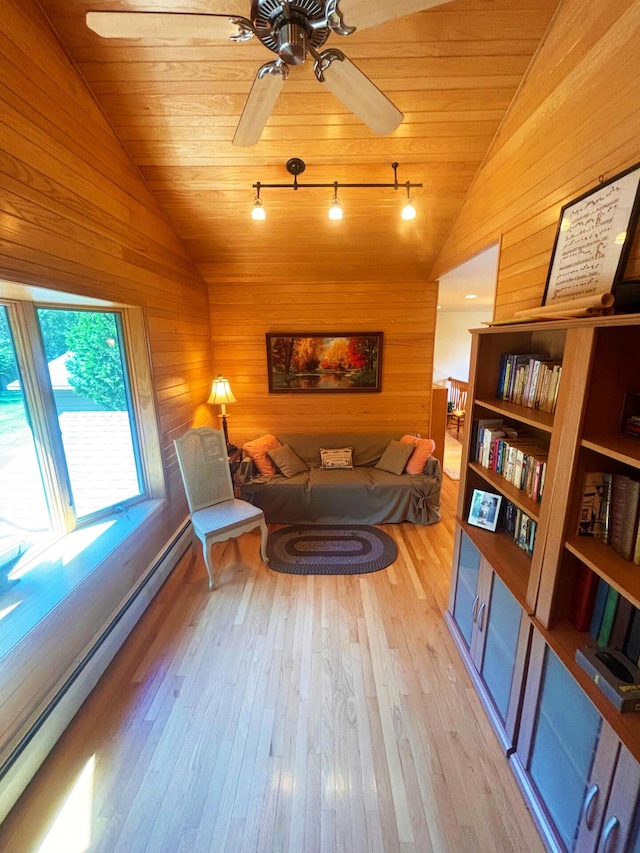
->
266, 333, 382, 393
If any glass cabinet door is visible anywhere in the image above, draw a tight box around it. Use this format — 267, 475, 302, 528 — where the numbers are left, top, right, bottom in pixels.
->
480, 573, 522, 723
528, 647, 602, 852
452, 531, 481, 647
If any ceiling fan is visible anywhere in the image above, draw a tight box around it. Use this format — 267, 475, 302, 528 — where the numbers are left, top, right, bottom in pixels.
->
86, 0, 454, 146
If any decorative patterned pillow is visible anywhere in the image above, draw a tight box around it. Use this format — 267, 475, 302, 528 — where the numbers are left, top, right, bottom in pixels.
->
400, 434, 436, 474
243, 433, 282, 476
267, 444, 309, 478
375, 439, 415, 475
319, 447, 354, 469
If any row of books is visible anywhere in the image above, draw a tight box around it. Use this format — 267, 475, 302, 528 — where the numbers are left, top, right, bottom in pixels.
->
496, 352, 562, 414
577, 472, 640, 564
571, 568, 640, 668
474, 419, 548, 503
624, 415, 640, 439
502, 500, 537, 556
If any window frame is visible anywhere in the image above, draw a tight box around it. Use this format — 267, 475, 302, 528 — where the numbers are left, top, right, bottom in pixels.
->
1, 288, 165, 543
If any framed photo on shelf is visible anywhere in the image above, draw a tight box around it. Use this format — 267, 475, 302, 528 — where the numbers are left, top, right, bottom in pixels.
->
266, 332, 382, 393
542, 162, 640, 307
468, 489, 503, 532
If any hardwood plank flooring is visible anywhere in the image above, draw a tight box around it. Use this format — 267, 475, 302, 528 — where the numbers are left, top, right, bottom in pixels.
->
0, 477, 544, 852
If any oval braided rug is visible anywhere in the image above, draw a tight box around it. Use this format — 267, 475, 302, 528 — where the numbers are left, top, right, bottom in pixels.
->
266, 525, 397, 575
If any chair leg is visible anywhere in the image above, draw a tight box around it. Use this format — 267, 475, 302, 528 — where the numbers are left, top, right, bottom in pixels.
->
260, 520, 269, 563
202, 541, 218, 591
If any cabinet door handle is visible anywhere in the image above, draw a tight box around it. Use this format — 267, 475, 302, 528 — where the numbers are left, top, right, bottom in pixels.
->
471, 594, 480, 623
601, 815, 619, 853
583, 783, 599, 830
477, 602, 487, 632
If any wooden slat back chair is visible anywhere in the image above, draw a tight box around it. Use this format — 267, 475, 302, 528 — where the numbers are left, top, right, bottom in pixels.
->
174, 427, 268, 589
447, 377, 468, 433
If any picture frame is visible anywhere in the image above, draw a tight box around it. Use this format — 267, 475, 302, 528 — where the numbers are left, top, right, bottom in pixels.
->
542, 162, 640, 307
266, 332, 382, 393
468, 489, 503, 532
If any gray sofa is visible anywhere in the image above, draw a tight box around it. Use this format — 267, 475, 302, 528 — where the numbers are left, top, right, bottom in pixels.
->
237, 432, 441, 526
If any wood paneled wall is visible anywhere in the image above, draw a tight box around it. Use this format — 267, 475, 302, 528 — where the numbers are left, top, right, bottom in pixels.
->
0, 0, 214, 776
1, 0, 214, 498
431, 0, 640, 320
208, 275, 438, 444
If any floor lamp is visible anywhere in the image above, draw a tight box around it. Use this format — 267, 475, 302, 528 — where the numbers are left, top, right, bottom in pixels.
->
207, 375, 237, 452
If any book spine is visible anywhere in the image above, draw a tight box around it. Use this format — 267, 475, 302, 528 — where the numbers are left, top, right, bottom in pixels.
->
589, 578, 610, 639
621, 479, 640, 560
624, 608, 640, 664
597, 587, 620, 647
570, 564, 599, 633
610, 596, 635, 651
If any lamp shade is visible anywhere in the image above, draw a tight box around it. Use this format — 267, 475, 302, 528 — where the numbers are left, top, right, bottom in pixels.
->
207, 375, 237, 406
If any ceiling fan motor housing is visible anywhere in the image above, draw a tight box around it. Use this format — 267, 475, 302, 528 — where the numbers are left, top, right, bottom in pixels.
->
253, 0, 330, 65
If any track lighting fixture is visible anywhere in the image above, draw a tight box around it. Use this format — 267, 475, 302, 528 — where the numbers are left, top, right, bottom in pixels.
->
250, 159, 422, 220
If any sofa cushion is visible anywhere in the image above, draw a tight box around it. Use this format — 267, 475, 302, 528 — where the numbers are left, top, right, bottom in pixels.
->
278, 433, 403, 467
319, 447, 353, 469
401, 435, 436, 474
243, 433, 281, 476
375, 439, 415, 475
267, 444, 309, 478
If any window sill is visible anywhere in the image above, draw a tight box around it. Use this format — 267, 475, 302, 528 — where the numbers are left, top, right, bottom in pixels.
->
0, 499, 165, 661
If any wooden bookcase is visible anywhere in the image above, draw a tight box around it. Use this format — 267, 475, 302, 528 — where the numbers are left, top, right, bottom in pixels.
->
446, 314, 640, 852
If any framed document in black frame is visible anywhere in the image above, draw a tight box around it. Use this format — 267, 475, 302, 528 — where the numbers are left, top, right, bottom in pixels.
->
542, 162, 640, 308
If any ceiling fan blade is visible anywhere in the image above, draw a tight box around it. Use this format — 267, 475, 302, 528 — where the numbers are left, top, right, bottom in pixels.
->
333, 0, 455, 32
233, 63, 288, 147
315, 50, 402, 136
86, 12, 250, 41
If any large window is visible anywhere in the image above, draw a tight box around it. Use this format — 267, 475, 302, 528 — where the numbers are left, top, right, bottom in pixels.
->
1, 296, 159, 578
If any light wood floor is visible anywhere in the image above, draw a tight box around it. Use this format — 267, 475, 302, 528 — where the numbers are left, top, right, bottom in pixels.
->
0, 477, 544, 852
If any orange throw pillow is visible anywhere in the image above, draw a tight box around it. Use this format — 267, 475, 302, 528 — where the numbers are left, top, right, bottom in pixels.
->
243, 433, 282, 476
400, 434, 436, 474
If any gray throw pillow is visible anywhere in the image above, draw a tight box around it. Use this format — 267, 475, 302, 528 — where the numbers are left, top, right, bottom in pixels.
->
375, 439, 414, 476
267, 444, 309, 478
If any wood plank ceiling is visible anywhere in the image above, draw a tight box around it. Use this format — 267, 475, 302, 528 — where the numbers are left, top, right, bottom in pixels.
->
37, 0, 560, 289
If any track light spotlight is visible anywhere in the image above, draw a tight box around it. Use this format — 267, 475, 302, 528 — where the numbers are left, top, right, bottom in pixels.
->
328, 182, 343, 220
401, 183, 416, 220
251, 182, 266, 220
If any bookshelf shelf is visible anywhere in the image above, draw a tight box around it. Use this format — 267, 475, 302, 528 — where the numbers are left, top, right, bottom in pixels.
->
565, 535, 640, 611
581, 434, 640, 470
475, 397, 555, 432
457, 518, 531, 611
468, 462, 541, 521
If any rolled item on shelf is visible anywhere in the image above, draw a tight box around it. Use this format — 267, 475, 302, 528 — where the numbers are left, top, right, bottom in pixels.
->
486, 293, 616, 326
513, 293, 615, 321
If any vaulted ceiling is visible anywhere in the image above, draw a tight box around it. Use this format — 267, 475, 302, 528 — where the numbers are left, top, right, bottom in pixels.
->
39, 0, 560, 293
